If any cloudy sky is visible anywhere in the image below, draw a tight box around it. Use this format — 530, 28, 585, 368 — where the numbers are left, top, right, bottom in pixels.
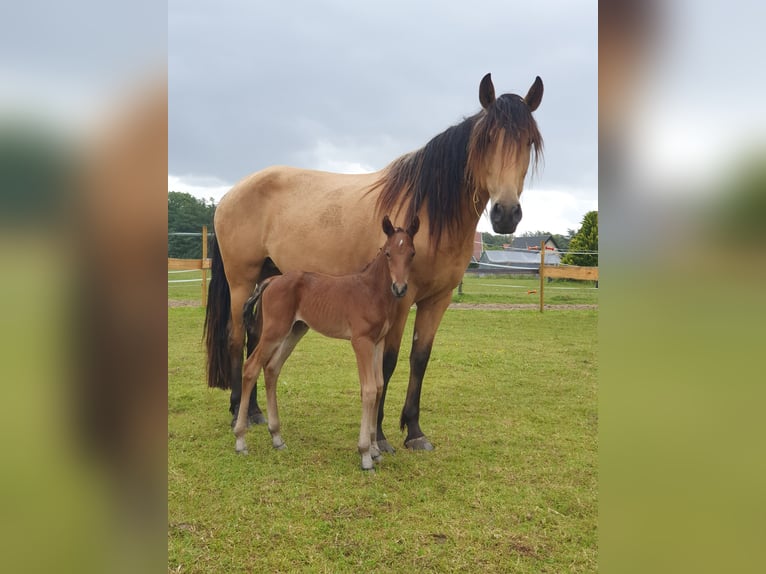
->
169, 0, 597, 235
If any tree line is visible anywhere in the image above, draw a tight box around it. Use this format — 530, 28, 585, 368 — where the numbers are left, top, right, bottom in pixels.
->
168, 191, 216, 258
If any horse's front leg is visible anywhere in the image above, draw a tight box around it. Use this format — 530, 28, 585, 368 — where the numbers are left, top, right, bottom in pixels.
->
352, 336, 378, 471
401, 291, 452, 450
229, 284, 266, 427
376, 298, 412, 453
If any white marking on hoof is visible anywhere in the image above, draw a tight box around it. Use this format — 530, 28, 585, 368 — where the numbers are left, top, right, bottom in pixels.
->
360, 453, 374, 471
235, 436, 248, 453
272, 435, 286, 450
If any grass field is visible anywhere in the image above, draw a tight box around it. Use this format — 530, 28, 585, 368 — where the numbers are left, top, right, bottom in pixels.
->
169, 305, 597, 572
169, 271, 598, 307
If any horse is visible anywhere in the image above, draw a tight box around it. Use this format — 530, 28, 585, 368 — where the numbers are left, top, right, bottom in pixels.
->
205, 73, 543, 452
234, 215, 420, 470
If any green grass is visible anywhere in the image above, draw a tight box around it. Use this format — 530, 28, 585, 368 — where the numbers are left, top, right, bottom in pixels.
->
454, 274, 598, 305
168, 271, 598, 307
169, 306, 597, 572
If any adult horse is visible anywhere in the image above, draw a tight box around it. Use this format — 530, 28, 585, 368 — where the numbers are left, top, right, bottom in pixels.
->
205, 73, 543, 451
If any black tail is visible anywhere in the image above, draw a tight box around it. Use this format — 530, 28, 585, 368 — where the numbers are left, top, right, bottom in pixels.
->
204, 236, 231, 389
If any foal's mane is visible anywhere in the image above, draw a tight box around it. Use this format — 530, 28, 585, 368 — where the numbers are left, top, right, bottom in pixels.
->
372, 94, 543, 246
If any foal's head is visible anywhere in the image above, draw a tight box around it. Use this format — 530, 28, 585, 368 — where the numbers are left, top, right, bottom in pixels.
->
381, 215, 419, 298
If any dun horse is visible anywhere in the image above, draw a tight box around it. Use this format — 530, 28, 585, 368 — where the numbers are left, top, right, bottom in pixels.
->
206, 73, 543, 452
234, 216, 419, 470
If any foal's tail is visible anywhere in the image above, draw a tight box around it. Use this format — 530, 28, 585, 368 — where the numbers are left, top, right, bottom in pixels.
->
243, 280, 271, 355
204, 235, 232, 389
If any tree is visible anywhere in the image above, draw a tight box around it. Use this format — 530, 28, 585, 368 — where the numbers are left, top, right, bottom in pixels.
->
481, 232, 514, 250
561, 211, 598, 266
168, 191, 216, 258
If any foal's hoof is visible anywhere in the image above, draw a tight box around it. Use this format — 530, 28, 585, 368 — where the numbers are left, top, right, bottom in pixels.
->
376, 439, 396, 454
360, 453, 375, 471
404, 436, 434, 451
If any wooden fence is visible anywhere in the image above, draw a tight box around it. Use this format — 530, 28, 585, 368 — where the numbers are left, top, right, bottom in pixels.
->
168, 225, 211, 306
538, 240, 598, 312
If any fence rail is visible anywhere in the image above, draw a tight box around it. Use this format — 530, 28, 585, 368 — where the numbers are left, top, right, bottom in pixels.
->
168, 226, 209, 305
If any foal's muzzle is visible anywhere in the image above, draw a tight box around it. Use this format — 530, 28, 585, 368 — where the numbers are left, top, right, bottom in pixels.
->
490, 202, 522, 234
391, 283, 408, 298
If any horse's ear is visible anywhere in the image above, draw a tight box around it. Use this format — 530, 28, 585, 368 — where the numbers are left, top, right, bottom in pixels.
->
524, 76, 543, 111
479, 73, 495, 109
382, 215, 395, 237
407, 215, 420, 238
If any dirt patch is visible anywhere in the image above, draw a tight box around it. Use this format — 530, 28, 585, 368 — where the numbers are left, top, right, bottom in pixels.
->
449, 303, 597, 311
169, 299, 597, 311
168, 299, 200, 308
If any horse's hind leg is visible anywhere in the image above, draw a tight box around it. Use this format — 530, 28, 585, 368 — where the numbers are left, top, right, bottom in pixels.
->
262, 321, 309, 450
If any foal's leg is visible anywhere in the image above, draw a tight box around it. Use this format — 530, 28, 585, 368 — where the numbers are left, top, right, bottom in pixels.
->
400, 291, 452, 450
262, 322, 309, 450
233, 345, 265, 454
369, 341, 386, 463
229, 282, 266, 426
352, 336, 378, 471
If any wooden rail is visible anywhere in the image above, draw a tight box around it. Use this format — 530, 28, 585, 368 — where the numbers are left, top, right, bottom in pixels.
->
538, 240, 598, 312
168, 226, 211, 305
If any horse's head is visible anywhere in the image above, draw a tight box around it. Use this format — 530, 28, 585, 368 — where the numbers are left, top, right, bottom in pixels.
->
381, 214, 419, 298
469, 73, 544, 234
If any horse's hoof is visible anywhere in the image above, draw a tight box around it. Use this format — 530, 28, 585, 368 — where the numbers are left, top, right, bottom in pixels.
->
404, 436, 434, 451
235, 448, 248, 456
273, 441, 287, 451
372, 452, 383, 463
377, 439, 396, 454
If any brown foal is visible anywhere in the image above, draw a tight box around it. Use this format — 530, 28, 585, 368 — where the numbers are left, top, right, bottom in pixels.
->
233, 215, 420, 470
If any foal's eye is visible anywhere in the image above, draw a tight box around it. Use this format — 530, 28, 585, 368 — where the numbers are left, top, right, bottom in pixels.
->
385, 251, 391, 258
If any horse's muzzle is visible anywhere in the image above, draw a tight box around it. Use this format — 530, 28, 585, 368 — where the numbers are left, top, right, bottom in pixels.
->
490, 202, 522, 234
391, 283, 408, 298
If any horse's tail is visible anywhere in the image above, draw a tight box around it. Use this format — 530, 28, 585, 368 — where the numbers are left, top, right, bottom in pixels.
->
243, 280, 271, 356
204, 235, 232, 389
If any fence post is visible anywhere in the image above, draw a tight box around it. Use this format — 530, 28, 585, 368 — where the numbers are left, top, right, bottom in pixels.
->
201, 225, 208, 307
539, 240, 545, 312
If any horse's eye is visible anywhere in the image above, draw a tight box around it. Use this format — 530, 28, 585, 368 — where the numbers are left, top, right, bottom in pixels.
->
385, 251, 391, 258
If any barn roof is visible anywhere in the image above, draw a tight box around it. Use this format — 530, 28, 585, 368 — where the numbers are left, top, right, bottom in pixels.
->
510, 234, 561, 251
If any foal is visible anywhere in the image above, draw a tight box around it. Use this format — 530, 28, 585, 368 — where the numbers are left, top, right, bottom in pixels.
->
233, 215, 419, 470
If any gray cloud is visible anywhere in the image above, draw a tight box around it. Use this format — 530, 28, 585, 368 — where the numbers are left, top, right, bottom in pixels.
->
170, 0, 596, 200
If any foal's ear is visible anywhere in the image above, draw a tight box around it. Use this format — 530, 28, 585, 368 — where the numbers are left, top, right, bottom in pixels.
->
524, 76, 544, 111
479, 73, 495, 109
382, 215, 395, 237
407, 215, 420, 238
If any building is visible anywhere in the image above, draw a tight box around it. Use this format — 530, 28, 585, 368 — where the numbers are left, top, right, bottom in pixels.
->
478, 248, 560, 273
509, 234, 562, 252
